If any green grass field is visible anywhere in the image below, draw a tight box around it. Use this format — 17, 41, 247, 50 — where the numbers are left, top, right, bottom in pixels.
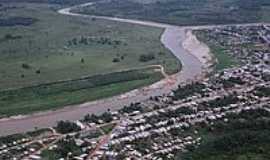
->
194, 31, 237, 70
100, 123, 116, 134
0, 3, 180, 89
208, 45, 237, 70
0, 68, 163, 116
0, 3, 180, 116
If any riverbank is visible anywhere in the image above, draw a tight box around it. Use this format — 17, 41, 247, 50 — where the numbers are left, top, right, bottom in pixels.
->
182, 30, 215, 69
0, 3, 210, 136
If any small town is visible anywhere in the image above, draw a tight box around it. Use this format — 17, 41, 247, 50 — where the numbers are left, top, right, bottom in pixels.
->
0, 24, 269, 160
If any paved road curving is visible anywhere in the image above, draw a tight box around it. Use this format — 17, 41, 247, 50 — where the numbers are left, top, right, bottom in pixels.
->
0, 3, 207, 136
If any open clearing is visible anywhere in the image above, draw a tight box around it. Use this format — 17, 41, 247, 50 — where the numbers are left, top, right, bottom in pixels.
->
0, 2, 180, 117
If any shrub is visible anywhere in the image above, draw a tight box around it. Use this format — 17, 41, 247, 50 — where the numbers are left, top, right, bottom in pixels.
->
22, 63, 31, 69
83, 114, 99, 123
112, 57, 120, 63
81, 58, 85, 63
139, 54, 155, 62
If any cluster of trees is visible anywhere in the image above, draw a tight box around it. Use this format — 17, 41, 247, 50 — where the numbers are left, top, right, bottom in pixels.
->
22, 63, 31, 69
226, 108, 270, 120
67, 36, 123, 47
0, 17, 37, 27
112, 57, 120, 63
209, 130, 270, 156
83, 114, 99, 123
145, 106, 195, 125
56, 139, 82, 157
42, 138, 82, 159
161, 107, 195, 119
132, 138, 152, 155
211, 110, 270, 134
262, 73, 270, 81
120, 102, 143, 114
175, 106, 196, 115
55, 120, 81, 134
83, 111, 113, 124
21, 63, 41, 77
112, 54, 125, 63
172, 82, 205, 100
139, 53, 155, 62
202, 95, 240, 108
219, 77, 245, 88
0, 133, 26, 146
255, 86, 270, 97
2, 34, 22, 41
179, 109, 270, 160
80, 58, 84, 63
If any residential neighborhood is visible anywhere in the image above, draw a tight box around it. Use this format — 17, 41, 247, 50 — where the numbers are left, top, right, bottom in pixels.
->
0, 24, 269, 160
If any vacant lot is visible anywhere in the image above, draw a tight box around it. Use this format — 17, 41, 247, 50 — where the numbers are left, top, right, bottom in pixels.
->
77, 0, 270, 26
0, 3, 179, 116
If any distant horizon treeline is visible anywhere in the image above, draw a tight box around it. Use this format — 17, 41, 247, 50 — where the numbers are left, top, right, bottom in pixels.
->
0, 0, 99, 5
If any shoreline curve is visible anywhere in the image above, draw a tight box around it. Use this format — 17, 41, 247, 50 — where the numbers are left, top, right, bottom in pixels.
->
0, 2, 211, 136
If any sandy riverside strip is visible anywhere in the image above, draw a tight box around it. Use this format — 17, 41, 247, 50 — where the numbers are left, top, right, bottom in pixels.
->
182, 30, 216, 70
0, 3, 212, 136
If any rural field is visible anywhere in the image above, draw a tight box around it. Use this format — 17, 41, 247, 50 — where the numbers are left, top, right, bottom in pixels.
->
77, 0, 270, 26
0, 2, 180, 117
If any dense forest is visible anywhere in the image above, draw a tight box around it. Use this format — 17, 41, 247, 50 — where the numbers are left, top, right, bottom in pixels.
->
178, 109, 270, 160
77, 0, 270, 25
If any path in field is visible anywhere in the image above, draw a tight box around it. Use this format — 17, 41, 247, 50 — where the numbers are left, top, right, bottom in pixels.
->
0, 2, 216, 136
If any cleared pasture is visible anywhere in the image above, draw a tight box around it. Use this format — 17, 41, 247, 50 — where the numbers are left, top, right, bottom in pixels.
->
0, 3, 180, 116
